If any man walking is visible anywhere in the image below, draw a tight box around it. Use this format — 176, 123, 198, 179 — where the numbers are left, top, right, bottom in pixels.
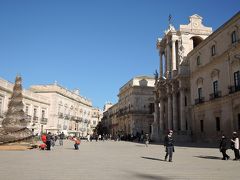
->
219, 134, 230, 160
46, 132, 52, 150
164, 130, 174, 162
59, 132, 64, 146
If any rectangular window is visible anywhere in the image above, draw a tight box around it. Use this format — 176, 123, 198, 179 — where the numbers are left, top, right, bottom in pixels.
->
234, 71, 240, 88
197, 56, 201, 66
200, 120, 204, 132
42, 110, 45, 118
211, 45, 216, 56
33, 108, 37, 117
216, 117, 220, 131
232, 31, 237, 44
185, 96, 187, 106
25, 105, 29, 115
198, 88, 202, 99
213, 81, 218, 95
149, 103, 154, 114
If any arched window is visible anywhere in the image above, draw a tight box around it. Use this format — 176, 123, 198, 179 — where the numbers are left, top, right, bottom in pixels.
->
191, 36, 203, 48
231, 31, 237, 44
211, 45, 216, 56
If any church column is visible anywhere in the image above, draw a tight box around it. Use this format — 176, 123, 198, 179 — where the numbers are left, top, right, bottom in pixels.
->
167, 85, 172, 130
159, 52, 163, 77
172, 39, 177, 71
180, 88, 186, 131
164, 52, 167, 78
159, 97, 164, 131
151, 90, 160, 141
167, 43, 171, 78
172, 89, 178, 131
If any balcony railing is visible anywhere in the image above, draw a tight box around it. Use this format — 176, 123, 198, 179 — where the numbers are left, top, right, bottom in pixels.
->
229, 85, 240, 94
195, 97, 205, 105
40, 118, 48, 124
209, 91, 222, 100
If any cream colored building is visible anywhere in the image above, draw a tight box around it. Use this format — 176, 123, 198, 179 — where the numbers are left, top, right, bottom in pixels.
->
30, 83, 93, 136
102, 76, 155, 137
189, 12, 240, 142
90, 107, 103, 134
0, 77, 50, 135
153, 14, 212, 141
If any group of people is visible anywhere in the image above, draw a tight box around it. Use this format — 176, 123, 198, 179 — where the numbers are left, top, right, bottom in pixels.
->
163, 130, 240, 162
219, 132, 239, 160
40, 132, 65, 150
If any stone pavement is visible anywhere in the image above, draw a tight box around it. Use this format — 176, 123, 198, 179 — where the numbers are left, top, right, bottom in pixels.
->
0, 140, 239, 180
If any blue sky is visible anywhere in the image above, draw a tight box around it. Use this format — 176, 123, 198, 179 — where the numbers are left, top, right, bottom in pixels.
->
0, 0, 239, 109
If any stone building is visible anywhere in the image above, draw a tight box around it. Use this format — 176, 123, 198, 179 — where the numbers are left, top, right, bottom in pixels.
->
152, 14, 212, 141
189, 12, 240, 142
102, 76, 155, 137
90, 107, 103, 135
30, 83, 93, 136
0, 77, 50, 135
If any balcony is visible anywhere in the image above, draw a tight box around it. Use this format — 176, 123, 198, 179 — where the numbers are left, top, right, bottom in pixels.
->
229, 85, 240, 94
195, 97, 205, 105
209, 91, 222, 100
40, 118, 48, 124
33, 116, 38, 123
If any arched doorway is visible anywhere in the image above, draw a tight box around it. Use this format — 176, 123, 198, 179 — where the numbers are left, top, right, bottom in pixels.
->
191, 36, 204, 48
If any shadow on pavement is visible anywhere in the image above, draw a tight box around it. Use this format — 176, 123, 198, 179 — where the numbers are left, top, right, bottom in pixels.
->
141, 156, 166, 162
125, 170, 170, 180
194, 155, 222, 160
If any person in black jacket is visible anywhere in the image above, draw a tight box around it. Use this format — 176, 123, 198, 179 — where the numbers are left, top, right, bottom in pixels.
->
219, 134, 230, 160
46, 132, 52, 150
164, 130, 174, 162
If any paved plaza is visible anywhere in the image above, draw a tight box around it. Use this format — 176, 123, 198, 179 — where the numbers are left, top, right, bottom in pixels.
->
0, 140, 239, 180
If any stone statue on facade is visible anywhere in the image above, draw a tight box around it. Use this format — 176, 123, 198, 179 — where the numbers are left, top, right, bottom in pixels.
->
0, 76, 33, 144
178, 38, 185, 62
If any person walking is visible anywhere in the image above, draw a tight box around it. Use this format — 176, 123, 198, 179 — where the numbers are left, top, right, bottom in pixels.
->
46, 132, 52, 150
59, 132, 64, 146
144, 133, 149, 147
219, 134, 230, 160
164, 130, 174, 162
231, 132, 240, 160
